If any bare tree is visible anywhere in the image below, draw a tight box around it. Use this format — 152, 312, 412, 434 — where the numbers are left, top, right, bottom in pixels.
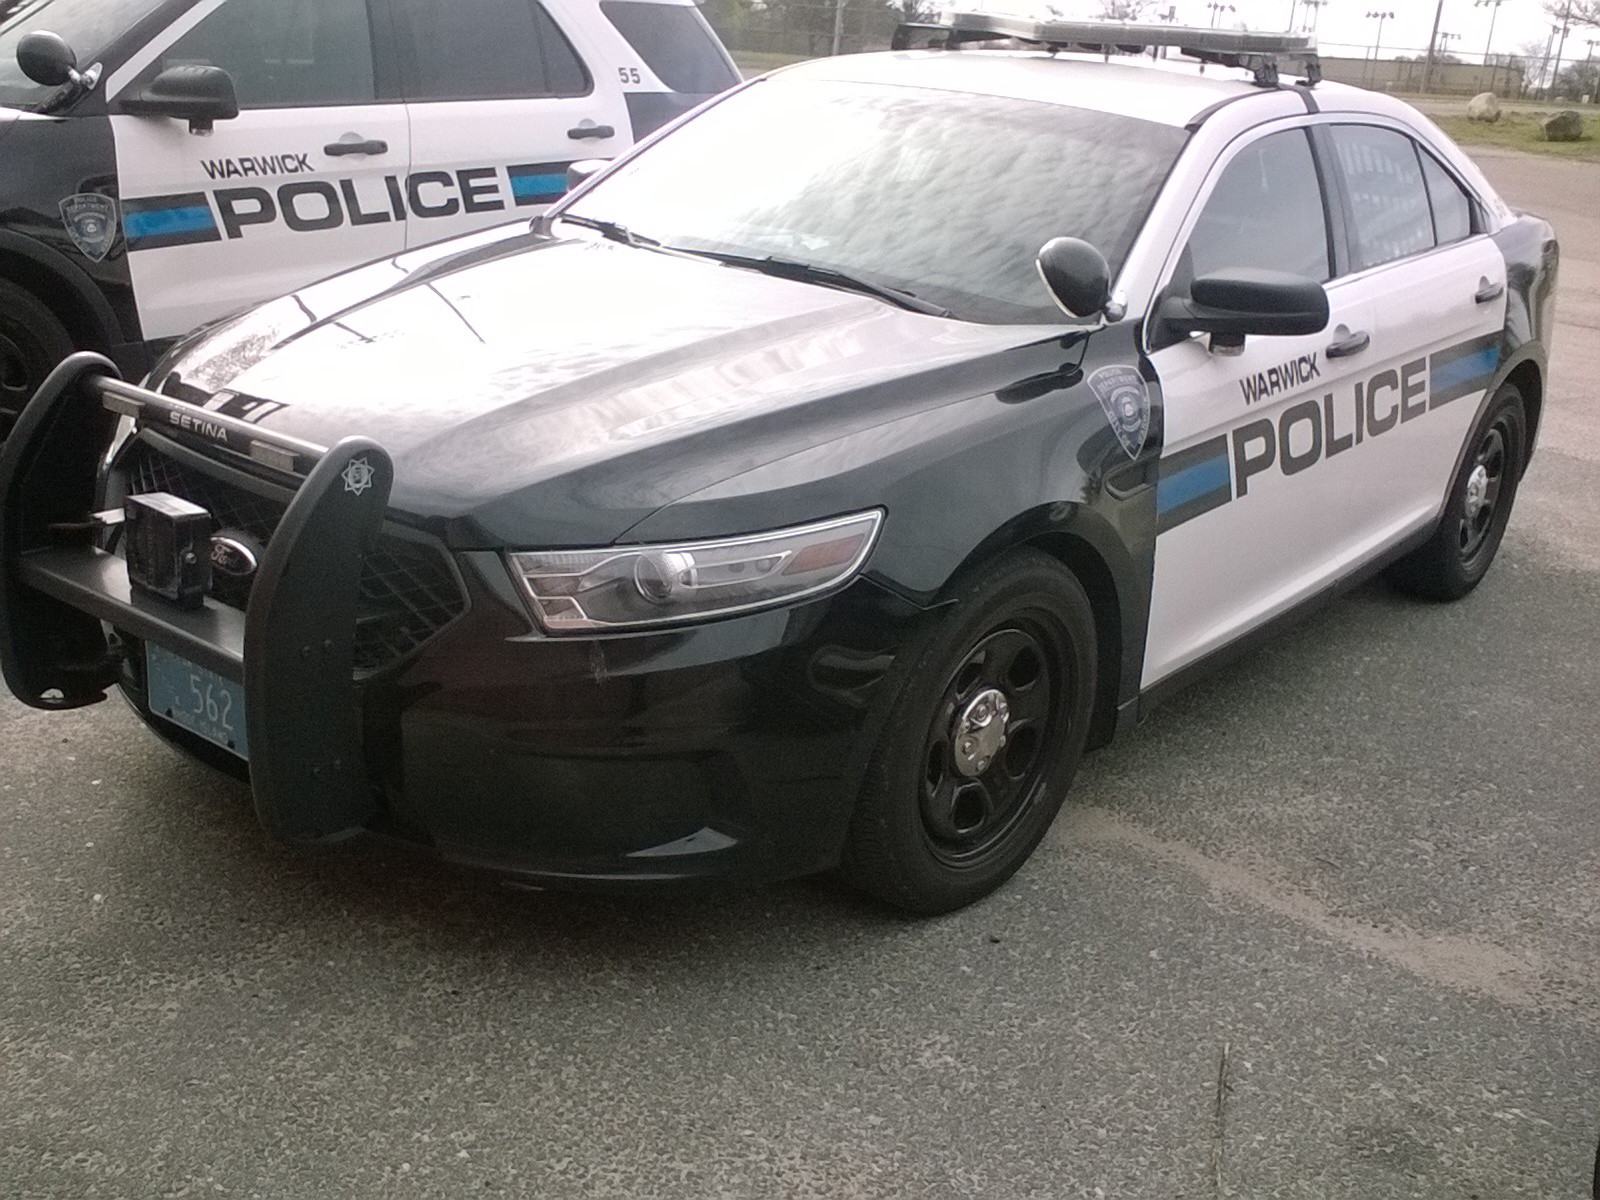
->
1098, 0, 1155, 19
1544, 1, 1600, 29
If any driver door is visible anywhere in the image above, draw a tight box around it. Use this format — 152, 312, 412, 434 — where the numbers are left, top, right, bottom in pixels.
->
110, 0, 408, 341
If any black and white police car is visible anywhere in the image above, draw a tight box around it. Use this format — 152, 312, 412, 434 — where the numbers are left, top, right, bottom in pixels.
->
0, 0, 740, 435
0, 16, 1560, 913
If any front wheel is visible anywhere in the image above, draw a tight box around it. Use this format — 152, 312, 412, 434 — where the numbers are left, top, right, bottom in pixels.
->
0, 279, 74, 440
1386, 382, 1527, 602
840, 550, 1097, 915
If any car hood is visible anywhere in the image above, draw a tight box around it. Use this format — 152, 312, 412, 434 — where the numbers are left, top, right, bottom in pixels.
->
159, 230, 1037, 546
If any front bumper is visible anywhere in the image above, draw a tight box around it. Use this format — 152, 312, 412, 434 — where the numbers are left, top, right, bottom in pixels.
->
0, 355, 921, 885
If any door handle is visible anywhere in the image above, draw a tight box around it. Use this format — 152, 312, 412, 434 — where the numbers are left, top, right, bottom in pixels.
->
1326, 330, 1371, 359
567, 124, 615, 140
1475, 279, 1506, 304
324, 138, 389, 157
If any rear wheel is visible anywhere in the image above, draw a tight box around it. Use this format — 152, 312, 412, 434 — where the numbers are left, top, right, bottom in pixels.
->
1386, 382, 1527, 601
0, 279, 74, 439
840, 550, 1097, 915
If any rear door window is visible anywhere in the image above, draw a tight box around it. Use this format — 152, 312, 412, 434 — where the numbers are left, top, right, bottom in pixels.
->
599, 1, 738, 94
394, 0, 590, 101
1328, 124, 1437, 271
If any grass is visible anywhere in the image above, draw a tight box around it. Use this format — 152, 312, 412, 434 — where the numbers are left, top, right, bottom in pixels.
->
1432, 110, 1600, 162
730, 50, 812, 75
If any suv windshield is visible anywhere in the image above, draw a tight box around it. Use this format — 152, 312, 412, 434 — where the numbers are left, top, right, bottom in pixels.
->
566, 77, 1186, 324
0, 0, 168, 108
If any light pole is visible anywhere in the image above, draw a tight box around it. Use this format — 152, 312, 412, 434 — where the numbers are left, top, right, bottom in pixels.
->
1287, 0, 1299, 32
1476, 0, 1506, 94
1366, 10, 1394, 86
1207, 2, 1236, 28
1550, 2, 1574, 99
1420, 0, 1446, 94
1301, 0, 1326, 32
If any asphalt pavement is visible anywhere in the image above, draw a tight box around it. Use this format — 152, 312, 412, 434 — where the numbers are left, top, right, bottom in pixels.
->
1, 149, 1596, 1199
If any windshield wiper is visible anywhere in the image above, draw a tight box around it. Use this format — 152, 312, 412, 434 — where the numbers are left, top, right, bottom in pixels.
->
674, 250, 953, 318
553, 213, 658, 249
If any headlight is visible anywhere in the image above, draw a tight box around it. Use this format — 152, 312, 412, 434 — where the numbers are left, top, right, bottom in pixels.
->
509, 510, 883, 633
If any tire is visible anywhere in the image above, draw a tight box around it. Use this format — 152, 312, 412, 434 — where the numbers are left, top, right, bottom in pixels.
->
1386, 382, 1527, 602
840, 549, 1097, 915
0, 278, 74, 439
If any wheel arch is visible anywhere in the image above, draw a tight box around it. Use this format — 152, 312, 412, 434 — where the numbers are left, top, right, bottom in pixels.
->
0, 231, 128, 357
1501, 354, 1542, 474
915, 504, 1142, 755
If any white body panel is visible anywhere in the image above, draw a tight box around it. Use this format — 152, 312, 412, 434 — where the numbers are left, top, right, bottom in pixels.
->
1140, 118, 1507, 689
113, 106, 410, 339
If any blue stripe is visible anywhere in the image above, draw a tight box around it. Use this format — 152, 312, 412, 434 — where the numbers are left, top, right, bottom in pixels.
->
124, 205, 217, 239
1431, 346, 1499, 394
509, 173, 565, 199
1158, 454, 1231, 513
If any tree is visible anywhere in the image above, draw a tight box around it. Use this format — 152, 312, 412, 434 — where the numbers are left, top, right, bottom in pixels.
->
1544, 1, 1600, 28
1098, 0, 1155, 18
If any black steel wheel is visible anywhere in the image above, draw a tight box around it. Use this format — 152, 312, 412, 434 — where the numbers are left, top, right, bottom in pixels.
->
1387, 382, 1527, 602
841, 549, 1097, 914
0, 278, 74, 440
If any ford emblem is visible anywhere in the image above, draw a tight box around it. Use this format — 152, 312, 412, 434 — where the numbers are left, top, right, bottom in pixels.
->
210, 534, 259, 579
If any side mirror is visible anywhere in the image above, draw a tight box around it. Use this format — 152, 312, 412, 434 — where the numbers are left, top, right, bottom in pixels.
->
17, 31, 80, 88
1036, 237, 1112, 319
1158, 269, 1329, 354
566, 159, 609, 191
120, 65, 239, 134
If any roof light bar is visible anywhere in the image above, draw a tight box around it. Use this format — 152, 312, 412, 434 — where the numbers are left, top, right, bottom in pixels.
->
891, 12, 1321, 88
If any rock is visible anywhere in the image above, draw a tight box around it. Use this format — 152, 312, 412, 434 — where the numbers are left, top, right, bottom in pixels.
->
1466, 92, 1502, 123
1541, 109, 1587, 142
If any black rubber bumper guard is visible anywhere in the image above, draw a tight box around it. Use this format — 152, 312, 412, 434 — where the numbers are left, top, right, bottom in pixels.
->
0, 352, 395, 843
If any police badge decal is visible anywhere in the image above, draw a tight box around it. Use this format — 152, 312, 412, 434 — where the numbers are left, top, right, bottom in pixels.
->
60, 194, 120, 263
1088, 364, 1151, 459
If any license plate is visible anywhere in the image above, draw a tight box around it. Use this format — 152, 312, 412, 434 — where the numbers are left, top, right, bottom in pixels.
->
146, 643, 249, 760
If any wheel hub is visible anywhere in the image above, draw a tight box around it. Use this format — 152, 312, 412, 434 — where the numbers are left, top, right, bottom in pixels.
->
952, 687, 1009, 778
1464, 463, 1490, 520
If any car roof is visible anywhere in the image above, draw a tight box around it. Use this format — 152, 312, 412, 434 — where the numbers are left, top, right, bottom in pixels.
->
773, 49, 1300, 128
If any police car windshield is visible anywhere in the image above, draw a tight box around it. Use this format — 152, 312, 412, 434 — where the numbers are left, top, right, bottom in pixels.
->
565, 77, 1187, 324
0, 0, 167, 108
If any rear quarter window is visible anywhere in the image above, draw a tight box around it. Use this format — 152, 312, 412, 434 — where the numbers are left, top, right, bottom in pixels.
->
599, 1, 738, 94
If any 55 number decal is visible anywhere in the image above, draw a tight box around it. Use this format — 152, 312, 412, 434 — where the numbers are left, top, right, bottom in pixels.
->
618, 66, 642, 85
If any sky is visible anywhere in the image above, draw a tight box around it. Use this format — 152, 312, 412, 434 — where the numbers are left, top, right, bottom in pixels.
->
1037, 0, 1598, 64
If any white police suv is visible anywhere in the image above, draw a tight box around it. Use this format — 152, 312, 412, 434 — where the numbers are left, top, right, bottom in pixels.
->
0, 0, 739, 434
0, 16, 1561, 913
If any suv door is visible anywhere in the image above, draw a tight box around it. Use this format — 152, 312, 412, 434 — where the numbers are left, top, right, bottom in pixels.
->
1143, 125, 1373, 688
390, 0, 629, 248
110, 0, 409, 341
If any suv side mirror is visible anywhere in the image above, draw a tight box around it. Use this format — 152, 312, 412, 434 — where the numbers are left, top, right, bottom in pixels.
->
17, 31, 80, 88
120, 65, 240, 134
1158, 269, 1329, 354
1037, 237, 1112, 319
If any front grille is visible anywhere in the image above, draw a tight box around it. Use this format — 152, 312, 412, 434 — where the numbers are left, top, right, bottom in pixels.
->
124, 442, 467, 676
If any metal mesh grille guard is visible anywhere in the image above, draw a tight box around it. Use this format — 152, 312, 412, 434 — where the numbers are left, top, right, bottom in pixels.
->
892, 13, 1321, 87
125, 442, 466, 677
0, 352, 427, 843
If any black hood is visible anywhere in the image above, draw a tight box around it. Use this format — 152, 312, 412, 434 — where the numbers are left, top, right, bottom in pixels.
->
158, 229, 1039, 547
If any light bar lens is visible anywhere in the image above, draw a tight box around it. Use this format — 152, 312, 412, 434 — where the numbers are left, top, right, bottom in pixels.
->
509, 511, 883, 633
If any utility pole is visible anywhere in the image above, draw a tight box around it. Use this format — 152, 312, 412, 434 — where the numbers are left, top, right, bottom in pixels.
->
1286, 0, 1299, 31
1420, 0, 1446, 94
830, 0, 845, 56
